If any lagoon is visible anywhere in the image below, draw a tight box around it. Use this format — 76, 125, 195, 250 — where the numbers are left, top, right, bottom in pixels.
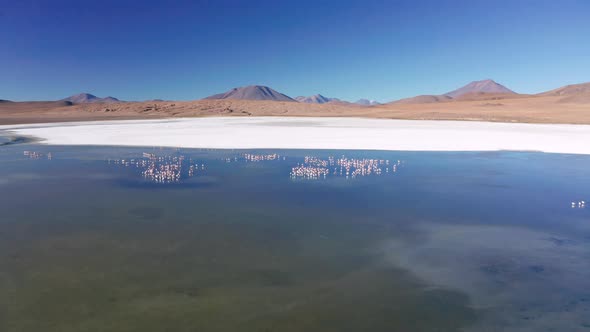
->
0, 143, 589, 331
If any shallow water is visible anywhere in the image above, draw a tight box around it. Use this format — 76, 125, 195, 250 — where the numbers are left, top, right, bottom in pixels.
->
0, 143, 589, 332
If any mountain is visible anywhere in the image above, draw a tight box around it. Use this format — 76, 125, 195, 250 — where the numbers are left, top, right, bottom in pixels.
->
0, 99, 11, 103
295, 94, 339, 104
355, 99, 381, 106
558, 94, 590, 104
539, 82, 590, 96
539, 82, 590, 104
391, 95, 452, 104
204, 85, 296, 102
62, 93, 121, 104
445, 79, 515, 98
101, 97, 120, 103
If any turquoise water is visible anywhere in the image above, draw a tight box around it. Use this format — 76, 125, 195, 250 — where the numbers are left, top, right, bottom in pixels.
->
0, 143, 589, 331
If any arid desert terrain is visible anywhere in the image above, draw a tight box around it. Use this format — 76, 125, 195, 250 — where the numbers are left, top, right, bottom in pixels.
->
1, 81, 589, 125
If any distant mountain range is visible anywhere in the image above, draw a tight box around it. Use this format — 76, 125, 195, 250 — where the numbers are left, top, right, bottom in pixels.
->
205, 86, 384, 106
3, 80, 590, 126
62, 93, 121, 104
204, 85, 296, 102
355, 99, 381, 106
295, 94, 337, 104
55, 81, 518, 105
4, 80, 589, 107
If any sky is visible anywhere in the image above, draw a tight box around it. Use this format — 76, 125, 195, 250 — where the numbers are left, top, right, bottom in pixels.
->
1, 0, 589, 102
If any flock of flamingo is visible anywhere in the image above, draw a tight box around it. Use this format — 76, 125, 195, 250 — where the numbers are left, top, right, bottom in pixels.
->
290, 156, 402, 180
108, 153, 205, 184
23, 150, 51, 160
21, 149, 587, 209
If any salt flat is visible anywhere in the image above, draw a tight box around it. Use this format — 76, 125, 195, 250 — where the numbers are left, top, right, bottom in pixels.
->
2, 117, 590, 154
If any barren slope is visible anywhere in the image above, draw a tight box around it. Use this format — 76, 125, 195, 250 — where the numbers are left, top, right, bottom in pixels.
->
1, 94, 589, 125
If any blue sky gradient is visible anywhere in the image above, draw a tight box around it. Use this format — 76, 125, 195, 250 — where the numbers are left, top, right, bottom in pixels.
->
1, 0, 589, 101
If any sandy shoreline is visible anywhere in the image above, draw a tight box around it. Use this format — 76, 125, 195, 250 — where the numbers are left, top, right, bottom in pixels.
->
2, 117, 590, 155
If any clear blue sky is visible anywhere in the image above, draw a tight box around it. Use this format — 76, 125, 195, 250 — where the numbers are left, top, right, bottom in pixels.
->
1, 0, 589, 102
